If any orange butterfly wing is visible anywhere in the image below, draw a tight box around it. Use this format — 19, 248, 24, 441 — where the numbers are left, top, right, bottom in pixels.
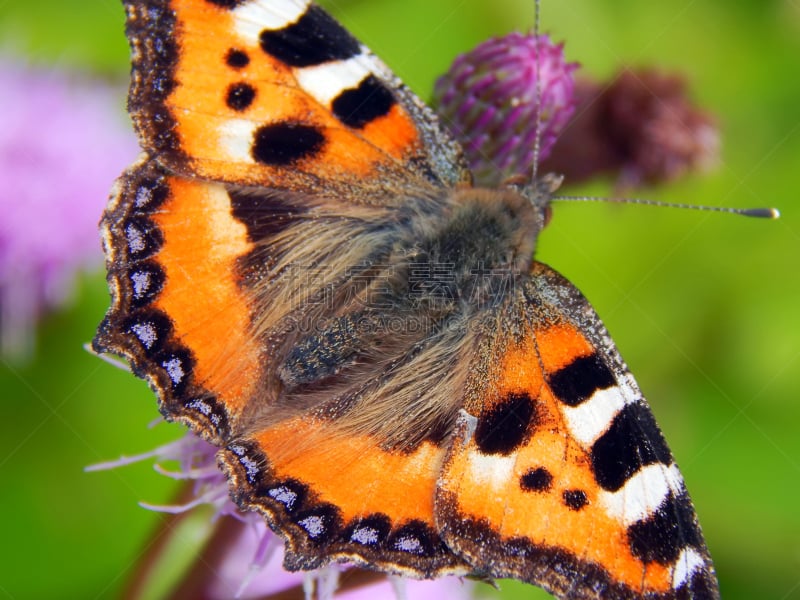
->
124, 0, 468, 193
436, 263, 718, 598
220, 419, 470, 576
98, 0, 471, 438
95, 159, 267, 441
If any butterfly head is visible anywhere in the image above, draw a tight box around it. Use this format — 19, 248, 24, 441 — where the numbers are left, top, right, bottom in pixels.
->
519, 171, 563, 226
499, 170, 564, 232
444, 171, 562, 278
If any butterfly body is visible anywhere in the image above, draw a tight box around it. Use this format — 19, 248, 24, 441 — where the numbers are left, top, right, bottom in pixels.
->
95, 1, 720, 598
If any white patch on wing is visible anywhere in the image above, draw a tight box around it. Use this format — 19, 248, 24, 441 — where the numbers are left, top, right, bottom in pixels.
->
232, 0, 311, 44
134, 185, 153, 208
617, 373, 640, 401
229, 444, 260, 482
218, 119, 257, 163
130, 322, 157, 349
672, 546, 706, 588
561, 385, 629, 446
188, 399, 212, 416
599, 463, 684, 526
163, 357, 185, 385
125, 223, 146, 253
298, 515, 325, 538
268, 486, 298, 510
350, 526, 379, 545
467, 451, 516, 491
295, 57, 371, 106
394, 535, 422, 554
130, 271, 152, 298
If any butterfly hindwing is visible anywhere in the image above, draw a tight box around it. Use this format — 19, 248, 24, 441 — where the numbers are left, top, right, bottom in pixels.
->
123, 0, 468, 194
435, 262, 718, 599
219, 418, 471, 577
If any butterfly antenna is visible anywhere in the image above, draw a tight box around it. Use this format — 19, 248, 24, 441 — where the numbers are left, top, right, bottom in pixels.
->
553, 194, 780, 219
531, 0, 542, 183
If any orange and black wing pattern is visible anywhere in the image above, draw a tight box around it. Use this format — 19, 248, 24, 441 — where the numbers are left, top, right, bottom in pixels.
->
220, 419, 471, 577
436, 263, 719, 599
93, 0, 471, 578
94, 159, 262, 442
123, 0, 468, 194
95, 0, 469, 442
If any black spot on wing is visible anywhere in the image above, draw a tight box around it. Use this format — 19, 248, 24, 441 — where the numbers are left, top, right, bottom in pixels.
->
591, 402, 672, 492
520, 467, 552, 492
226, 82, 256, 111
627, 491, 703, 565
225, 48, 250, 69
562, 489, 588, 511
475, 392, 538, 455
547, 353, 615, 407
251, 122, 325, 166
332, 75, 396, 129
205, 0, 246, 8
259, 5, 360, 68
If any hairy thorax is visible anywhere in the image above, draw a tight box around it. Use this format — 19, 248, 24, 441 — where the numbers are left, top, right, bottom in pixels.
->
252, 184, 546, 446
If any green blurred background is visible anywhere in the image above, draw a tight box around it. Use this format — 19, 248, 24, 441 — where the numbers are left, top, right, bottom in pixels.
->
1, 0, 798, 598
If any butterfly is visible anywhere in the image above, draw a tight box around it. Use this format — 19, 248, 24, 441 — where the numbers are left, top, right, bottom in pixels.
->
93, 0, 720, 598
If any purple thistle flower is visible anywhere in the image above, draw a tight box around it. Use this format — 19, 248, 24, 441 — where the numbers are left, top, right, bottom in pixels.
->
90, 433, 304, 598
433, 33, 578, 187
0, 60, 138, 360
541, 68, 720, 190
90, 430, 474, 599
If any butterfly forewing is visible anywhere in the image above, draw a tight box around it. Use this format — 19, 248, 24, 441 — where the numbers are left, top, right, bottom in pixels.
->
123, 0, 468, 194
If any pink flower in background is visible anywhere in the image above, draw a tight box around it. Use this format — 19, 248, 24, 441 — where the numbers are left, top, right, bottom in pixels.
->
0, 60, 138, 360
541, 68, 720, 190
433, 33, 578, 186
91, 431, 474, 599
433, 36, 717, 192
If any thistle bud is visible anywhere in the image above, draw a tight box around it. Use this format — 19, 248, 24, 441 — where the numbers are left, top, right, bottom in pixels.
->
433, 33, 578, 186
541, 68, 720, 190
